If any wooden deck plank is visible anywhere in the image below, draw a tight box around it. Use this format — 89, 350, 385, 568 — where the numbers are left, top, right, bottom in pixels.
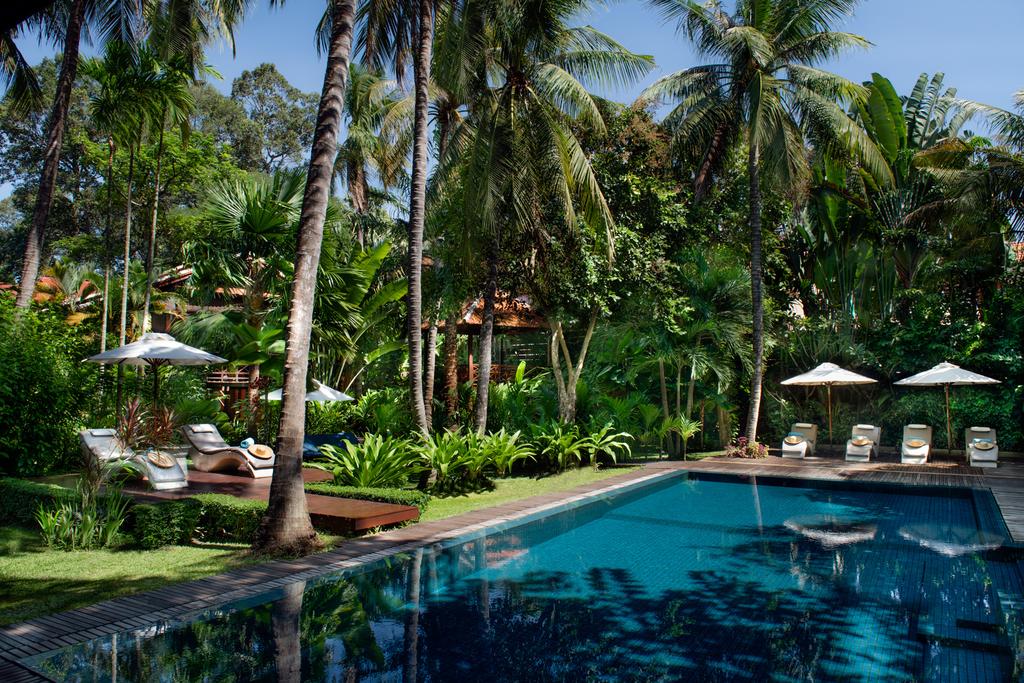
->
124, 468, 420, 533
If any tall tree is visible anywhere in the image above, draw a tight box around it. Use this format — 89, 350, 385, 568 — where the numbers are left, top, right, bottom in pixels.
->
13, 0, 87, 309
438, 0, 652, 432
141, 55, 198, 333
359, 0, 435, 434
253, 0, 356, 556
642, 0, 890, 442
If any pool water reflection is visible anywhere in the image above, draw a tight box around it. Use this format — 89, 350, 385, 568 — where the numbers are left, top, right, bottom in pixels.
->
28, 473, 1024, 682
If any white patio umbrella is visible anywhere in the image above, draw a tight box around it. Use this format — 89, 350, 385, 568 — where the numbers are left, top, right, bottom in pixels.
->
781, 363, 877, 443
894, 362, 999, 452
85, 332, 226, 401
266, 379, 353, 403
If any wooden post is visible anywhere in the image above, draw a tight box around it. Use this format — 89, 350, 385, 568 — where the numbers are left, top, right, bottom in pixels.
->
467, 332, 475, 383
944, 383, 954, 457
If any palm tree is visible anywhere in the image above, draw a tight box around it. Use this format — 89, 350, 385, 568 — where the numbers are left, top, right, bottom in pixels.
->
335, 62, 409, 248
438, 0, 652, 432
358, 0, 437, 434
182, 169, 304, 419
253, 0, 357, 557
141, 54, 199, 333
642, 0, 890, 442
13, 0, 89, 310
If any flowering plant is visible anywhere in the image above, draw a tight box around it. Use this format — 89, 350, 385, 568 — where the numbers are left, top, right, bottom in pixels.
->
725, 436, 768, 459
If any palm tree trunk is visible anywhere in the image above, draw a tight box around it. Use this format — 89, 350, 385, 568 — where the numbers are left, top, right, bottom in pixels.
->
253, 0, 355, 557
14, 0, 86, 310
442, 311, 459, 427
142, 119, 166, 334
271, 581, 304, 683
116, 145, 136, 411
406, 0, 434, 435
119, 145, 136, 347
473, 256, 497, 434
746, 143, 765, 443
423, 320, 438, 427
100, 138, 115, 354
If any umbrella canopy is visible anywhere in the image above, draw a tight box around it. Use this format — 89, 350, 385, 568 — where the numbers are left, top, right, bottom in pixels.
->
267, 379, 353, 403
86, 333, 226, 367
85, 333, 226, 402
781, 363, 877, 443
895, 362, 999, 453
894, 362, 1000, 388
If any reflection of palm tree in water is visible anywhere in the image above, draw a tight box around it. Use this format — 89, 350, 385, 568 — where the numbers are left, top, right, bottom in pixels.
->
403, 548, 423, 682
272, 581, 305, 683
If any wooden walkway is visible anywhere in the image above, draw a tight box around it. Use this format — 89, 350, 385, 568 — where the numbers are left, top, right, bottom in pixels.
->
126, 468, 420, 533
1, 455, 1021, 682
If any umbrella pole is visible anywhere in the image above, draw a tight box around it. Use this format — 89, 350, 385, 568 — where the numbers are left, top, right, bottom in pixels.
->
944, 383, 953, 459
827, 384, 833, 446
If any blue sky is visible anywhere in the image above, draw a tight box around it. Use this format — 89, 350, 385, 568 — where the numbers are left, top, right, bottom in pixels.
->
9, 0, 1023, 198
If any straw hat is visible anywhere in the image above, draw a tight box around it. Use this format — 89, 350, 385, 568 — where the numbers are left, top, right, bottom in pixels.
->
248, 444, 275, 460
906, 439, 926, 448
784, 435, 804, 445
850, 436, 872, 447
147, 451, 176, 469
973, 441, 995, 451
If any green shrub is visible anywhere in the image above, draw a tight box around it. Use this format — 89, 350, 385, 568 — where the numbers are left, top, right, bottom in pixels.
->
0, 301, 98, 475
0, 477, 77, 526
193, 494, 266, 542
310, 434, 421, 488
529, 421, 590, 471
131, 499, 203, 549
130, 495, 267, 548
305, 483, 431, 513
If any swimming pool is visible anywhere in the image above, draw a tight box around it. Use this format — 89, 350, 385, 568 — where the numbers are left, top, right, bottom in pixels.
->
26, 472, 1024, 681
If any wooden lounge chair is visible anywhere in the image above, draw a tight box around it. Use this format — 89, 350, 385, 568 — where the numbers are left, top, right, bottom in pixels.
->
79, 429, 188, 491
900, 424, 932, 464
965, 427, 998, 468
781, 423, 817, 459
845, 424, 880, 462
181, 424, 275, 478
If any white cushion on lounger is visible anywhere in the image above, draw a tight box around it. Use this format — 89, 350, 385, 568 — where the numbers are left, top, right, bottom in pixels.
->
189, 424, 216, 433
89, 428, 116, 437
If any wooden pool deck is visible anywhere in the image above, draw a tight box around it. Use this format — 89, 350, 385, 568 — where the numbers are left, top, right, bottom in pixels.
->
125, 468, 422, 534
1, 454, 1021, 682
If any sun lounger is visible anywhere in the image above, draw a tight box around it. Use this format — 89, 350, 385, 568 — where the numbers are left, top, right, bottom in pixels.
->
182, 424, 275, 478
965, 427, 998, 468
845, 424, 880, 462
781, 423, 817, 459
79, 429, 187, 491
900, 424, 932, 464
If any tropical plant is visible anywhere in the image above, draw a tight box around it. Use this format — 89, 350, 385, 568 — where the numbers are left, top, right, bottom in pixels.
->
581, 424, 632, 466
415, 429, 472, 492
642, 0, 890, 442
529, 421, 590, 472
310, 434, 420, 488
35, 479, 131, 550
480, 428, 535, 477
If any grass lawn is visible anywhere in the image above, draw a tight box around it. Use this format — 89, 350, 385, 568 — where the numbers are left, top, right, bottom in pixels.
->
0, 526, 254, 626
421, 465, 639, 522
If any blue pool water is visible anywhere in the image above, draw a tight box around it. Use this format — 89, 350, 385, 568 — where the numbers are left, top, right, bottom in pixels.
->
26, 473, 1024, 681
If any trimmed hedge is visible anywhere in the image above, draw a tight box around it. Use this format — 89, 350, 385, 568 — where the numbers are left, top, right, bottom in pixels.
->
305, 482, 431, 513
0, 477, 78, 526
131, 494, 267, 549
131, 498, 203, 549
